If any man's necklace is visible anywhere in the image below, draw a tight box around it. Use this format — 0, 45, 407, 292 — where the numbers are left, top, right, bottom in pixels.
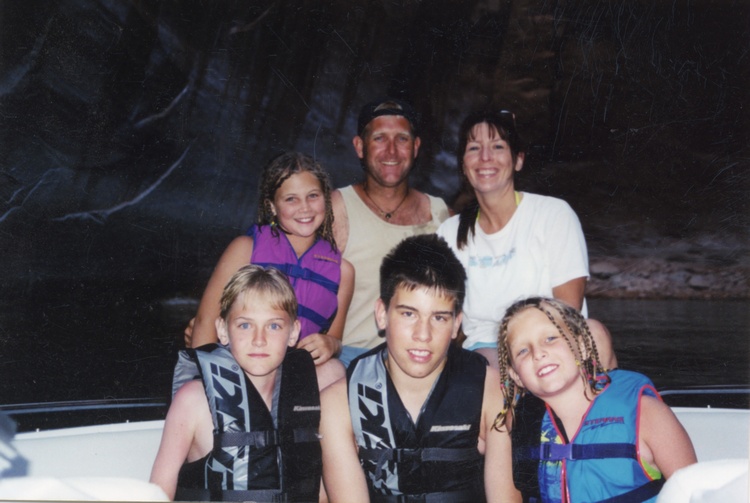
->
362, 183, 410, 220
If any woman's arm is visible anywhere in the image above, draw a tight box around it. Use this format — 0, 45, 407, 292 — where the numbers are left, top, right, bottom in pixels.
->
188, 236, 254, 348
552, 278, 618, 369
551, 276, 586, 311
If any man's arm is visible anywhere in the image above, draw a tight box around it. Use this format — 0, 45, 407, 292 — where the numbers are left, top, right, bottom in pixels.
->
482, 367, 522, 503
319, 378, 368, 502
330, 189, 349, 255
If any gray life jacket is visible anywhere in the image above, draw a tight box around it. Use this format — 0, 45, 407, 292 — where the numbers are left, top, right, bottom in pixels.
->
347, 343, 486, 502
175, 344, 321, 502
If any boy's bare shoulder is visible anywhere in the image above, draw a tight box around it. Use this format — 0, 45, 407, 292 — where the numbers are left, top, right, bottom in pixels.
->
320, 377, 352, 437
172, 379, 206, 409
321, 376, 348, 403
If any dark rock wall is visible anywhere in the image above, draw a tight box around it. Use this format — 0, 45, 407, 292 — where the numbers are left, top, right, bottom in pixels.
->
1, 0, 748, 302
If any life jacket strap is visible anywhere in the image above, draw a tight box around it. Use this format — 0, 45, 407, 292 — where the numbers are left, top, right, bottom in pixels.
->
293, 426, 321, 443
215, 429, 280, 448
518, 442, 636, 461
596, 477, 665, 503
371, 488, 478, 503
360, 446, 480, 464
298, 303, 334, 330
255, 262, 339, 293
211, 488, 288, 502
216, 426, 319, 448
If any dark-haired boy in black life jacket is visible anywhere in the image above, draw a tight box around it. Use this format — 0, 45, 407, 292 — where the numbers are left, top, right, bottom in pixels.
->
319, 234, 519, 502
151, 265, 322, 502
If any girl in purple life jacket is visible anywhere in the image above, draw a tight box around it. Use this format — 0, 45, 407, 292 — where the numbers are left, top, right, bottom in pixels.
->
185, 152, 354, 390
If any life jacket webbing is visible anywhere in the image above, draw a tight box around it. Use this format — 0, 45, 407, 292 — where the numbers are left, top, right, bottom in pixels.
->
359, 446, 480, 463
517, 442, 637, 462
215, 430, 278, 448
298, 304, 333, 329
371, 487, 478, 503
207, 488, 296, 502
253, 261, 337, 329
254, 262, 339, 294
596, 478, 665, 503
216, 427, 320, 448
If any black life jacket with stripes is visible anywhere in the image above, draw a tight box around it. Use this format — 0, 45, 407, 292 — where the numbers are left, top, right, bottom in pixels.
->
347, 343, 486, 502
175, 344, 321, 502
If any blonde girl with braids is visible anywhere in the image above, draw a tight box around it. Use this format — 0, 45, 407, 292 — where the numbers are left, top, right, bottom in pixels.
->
493, 297, 695, 503
184, 152, 354, 390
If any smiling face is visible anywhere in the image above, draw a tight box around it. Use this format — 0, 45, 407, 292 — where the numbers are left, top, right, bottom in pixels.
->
376, 285, 461, 382
270, 170, 326, 249
216, 290, 300, 384
354, 115, 421, 188
505, 307, 585, 401
462, 122, 524, 196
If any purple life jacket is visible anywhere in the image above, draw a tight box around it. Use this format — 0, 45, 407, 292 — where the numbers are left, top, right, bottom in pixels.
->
249, 224, 341, 340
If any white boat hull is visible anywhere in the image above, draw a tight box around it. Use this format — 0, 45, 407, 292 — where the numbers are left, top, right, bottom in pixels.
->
2, 406, 748, 501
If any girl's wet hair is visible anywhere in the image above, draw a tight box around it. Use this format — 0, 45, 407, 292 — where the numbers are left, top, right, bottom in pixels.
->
493, 297, 609, 432
455, 110, 526, 250
256, 151, 337, 250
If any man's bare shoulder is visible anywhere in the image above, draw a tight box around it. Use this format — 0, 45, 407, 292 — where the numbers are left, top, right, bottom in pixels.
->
331, 189, 350, 252
331, 188, 346, 210
412, 188, 448, 223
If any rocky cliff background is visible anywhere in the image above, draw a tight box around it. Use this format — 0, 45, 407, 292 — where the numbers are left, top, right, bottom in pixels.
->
0, 1, 747, 402
2, 0, 747, 303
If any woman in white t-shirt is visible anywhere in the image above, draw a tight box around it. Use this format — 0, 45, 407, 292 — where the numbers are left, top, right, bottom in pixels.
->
437, 110, 616, 369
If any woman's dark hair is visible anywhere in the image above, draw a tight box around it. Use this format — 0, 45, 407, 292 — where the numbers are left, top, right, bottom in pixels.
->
455, 111, 526, 250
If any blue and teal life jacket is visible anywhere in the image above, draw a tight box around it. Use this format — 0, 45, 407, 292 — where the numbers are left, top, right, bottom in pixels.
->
512, 369, 665, 503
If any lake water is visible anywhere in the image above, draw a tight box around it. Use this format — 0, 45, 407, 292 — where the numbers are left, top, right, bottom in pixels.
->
0, 295, 747, 406
589, 299, 749, 390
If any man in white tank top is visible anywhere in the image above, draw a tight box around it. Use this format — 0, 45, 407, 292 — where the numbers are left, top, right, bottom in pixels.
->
331, 98, 450, 365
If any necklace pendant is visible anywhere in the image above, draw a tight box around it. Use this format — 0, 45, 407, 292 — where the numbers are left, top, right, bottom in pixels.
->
385, 213, 392, 220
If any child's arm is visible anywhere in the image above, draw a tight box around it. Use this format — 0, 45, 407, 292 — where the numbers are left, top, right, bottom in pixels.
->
482, 367, 522, 503
319, 378, 369, 502
327, 257, 354, 345
188, 236, 255, 347
639, 395, 697, 478
149, 380, 211, 499
297, 258, 354, 364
